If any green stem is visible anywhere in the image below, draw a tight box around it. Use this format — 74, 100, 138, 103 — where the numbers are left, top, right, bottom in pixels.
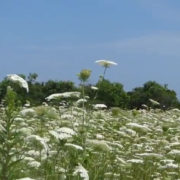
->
93, 67, 107, 101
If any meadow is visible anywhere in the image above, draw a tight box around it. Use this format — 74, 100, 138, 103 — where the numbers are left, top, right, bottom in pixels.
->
1, 98, 180, 179
1, 60, 180, 179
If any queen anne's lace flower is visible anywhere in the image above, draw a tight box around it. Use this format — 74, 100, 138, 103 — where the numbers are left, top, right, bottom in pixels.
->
76, 99, 87, 105
46, 92, 80, 101
7, 74, 29, 92
149, 99, 160, 105
49, 127, 76, 140
73, 163, 89, 180
95, 60, 117, 67
65, 143, 83, 151
20, 108, 36, 116
91, 86, 98, 90
93, 104, 107, 109
126, 123, 151, 133
127, 159, 143, 164
26, 135, 49, 153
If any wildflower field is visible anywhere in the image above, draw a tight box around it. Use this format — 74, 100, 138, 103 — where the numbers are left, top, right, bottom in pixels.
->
2, 99, 180, 180
1, 61, 180, 179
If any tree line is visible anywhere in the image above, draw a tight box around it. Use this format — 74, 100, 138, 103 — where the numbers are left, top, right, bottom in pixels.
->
0, 73, 179, 109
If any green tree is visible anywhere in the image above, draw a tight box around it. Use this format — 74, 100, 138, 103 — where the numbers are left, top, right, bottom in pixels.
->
95, 79, 129, 108
27, 73, 38, 84
128, 81, 180, 109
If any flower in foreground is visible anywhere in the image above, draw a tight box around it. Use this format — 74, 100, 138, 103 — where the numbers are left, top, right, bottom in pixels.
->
136, 153, 163, 159
20, 108, 36, 116
91, 86, 98, 90
127, 159, 143, 164
126, 123, 151, 133
26, 135, 49, 153
65, 143, 83, 151
93, 104, 107, 109
7, 74, 29, 92
86, 139, 111, 152
46, 92, 80, 101
77, 69, 91, 82
149, 99, 160, 106
95, 60, 117, 68
73, 163, 89, 180
76, 98, 87, 105
49, 127, 76, 140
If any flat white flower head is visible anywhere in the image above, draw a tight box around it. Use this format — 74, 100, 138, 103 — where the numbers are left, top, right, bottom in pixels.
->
95, 60, 117, 68
91, 86, 98, 90
149, 99, 160, 106
26, 135, 49, 153
49, 127, 77, 140
73, 163, 89, 180
7, 74, 29, 92
76, 98, 87, 104
93, 104, 107, 109
46, 91, 80, 101
65, 143, 83, 151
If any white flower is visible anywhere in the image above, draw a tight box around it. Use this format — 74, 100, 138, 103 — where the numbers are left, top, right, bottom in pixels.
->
49, 127, 76, 140
170, 142, 180, 148
24, 103, 30, 107
93, 104, 107, 109
20, 108, 36, 116
136, 153, 163, 159
73, 163, 89, 180
142, 104, 148, 108
159, 163, 178, 169
46, 92, 80, 101
149, 99, 160, 106
86, 139, 111, 152
96, 134, 104, 140
116, 157, 126, 164
18, 127, 33, 136
168, 149, 180, 157
27, 160, 41, 169
26, 150, 40, 158
65, 143, 83, 151
107, 141, 123, 149
126, 123, 151, 133
76, 99, 87, 104
127, 159, 144, 164
61, 114, 74, 120
14, 117, 24, 122
7, 74, 29, 92
26, 135, 49, 153
171, 108, 180, 112
91, 86, 98, 90
95, 60, 118, 67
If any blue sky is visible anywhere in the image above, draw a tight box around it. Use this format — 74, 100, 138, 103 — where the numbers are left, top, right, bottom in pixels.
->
1, 0, 180, 96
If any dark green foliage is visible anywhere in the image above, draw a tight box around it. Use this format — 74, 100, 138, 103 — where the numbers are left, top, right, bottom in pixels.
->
0, 74, 77, 106
128, 81, 180, 109
42, 80, 76, 97
0, 87, 24, 180
0, 74, 179, 109
95, 79, 129, 108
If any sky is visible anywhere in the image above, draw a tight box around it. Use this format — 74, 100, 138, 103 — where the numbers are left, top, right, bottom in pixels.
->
1, 0, 180, 97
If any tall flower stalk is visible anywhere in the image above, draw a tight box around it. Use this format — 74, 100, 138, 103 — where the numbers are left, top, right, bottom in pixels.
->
94, 60, 118, 99
0, 87, 23, 180
77, 69, 91, 145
